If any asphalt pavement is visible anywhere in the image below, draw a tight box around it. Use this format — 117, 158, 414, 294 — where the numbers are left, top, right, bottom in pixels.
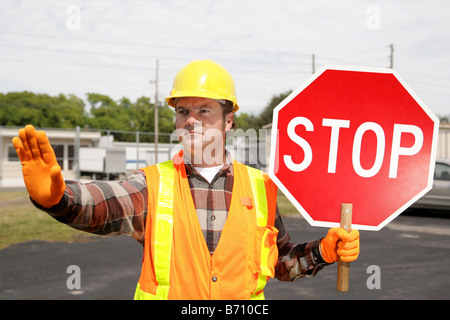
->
265, 211, 450, 300
1, 212, 450, 300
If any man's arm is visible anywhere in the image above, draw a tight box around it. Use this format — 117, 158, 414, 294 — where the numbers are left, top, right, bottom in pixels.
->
275, 212, 329, 281
33, 172, 148, 244
13, 125, 148, 244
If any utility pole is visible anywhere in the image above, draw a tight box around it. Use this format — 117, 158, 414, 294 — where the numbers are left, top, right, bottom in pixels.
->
312, 54, 316, 74
154, 59, 159, 164
389, 44, 394, 68
74, 126, 80, 180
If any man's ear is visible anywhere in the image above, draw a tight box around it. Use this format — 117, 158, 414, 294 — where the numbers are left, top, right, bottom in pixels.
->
225, 112, 234, 131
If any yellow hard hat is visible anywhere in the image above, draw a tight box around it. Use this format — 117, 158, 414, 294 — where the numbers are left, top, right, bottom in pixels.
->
165, 59, 239, 112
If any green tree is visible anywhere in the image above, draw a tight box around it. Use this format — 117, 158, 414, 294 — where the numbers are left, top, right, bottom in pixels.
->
129, 96, 153, 133
87, 94, 140, 142
55, 94, 87, 128
438, 114, 450, 123
256, 90, 292, 128
233, 112, 258, 131
0, 91, 88, 128
86, 93, 176, 142
233, 90, 292, 131
128, 97, 175, 143
157, 105, 176, 142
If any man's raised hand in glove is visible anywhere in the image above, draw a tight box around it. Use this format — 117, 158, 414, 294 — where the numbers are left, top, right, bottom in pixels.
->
12, 124, 66, 208
320, 228, 360, 263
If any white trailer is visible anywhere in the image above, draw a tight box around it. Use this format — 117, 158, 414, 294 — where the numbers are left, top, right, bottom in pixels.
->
79, 147, 126, 180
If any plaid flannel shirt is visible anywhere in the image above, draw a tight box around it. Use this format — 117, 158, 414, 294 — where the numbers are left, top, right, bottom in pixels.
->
38, 159, 328, 281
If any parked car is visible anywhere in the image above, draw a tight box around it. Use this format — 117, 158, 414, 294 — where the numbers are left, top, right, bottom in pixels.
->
411, 159, 450, 211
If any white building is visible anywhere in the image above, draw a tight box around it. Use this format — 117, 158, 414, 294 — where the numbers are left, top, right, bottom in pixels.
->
0, 126, 101, 189
437, 123, 450, 159
0, 126, 181, 189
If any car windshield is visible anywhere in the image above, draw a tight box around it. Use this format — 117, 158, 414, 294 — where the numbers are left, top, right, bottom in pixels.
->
435, 162, 450, 181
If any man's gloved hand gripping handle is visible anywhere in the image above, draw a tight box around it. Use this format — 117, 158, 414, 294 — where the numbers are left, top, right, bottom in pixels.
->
12, 125, 66, 208
320, 228, 360, 263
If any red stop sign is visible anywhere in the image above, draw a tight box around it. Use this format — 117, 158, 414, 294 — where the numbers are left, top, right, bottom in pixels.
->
269, 66, 439, 231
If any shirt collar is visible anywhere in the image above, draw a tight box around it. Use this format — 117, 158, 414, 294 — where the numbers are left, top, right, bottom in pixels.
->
184, 150, 234, 177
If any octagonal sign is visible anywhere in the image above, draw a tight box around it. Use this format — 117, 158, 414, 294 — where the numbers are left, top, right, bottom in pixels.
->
269, 66, 439, 231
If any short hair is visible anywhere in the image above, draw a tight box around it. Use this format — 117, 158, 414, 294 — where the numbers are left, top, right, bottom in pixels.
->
220, 100, 237, 129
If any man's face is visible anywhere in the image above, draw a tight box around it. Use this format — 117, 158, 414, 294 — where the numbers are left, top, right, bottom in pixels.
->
175, 97, 233, 165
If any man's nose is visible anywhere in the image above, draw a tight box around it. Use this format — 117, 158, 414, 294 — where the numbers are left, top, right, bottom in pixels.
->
186, 115, 200, 127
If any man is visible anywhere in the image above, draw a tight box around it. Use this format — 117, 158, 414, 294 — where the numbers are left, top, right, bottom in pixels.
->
12, 59, 359, 300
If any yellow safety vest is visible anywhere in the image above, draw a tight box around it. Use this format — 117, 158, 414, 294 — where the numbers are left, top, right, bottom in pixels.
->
134, 151, 278, 300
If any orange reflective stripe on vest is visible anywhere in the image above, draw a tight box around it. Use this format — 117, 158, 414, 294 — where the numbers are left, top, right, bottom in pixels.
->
135, 152, 278, 300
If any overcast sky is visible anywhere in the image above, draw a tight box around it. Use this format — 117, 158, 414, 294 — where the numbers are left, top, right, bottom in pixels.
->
1, 0, 449, 118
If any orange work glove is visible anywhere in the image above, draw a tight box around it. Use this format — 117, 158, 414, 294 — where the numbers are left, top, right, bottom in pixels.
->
320, 228, 360, 263
12, 124, 66, 208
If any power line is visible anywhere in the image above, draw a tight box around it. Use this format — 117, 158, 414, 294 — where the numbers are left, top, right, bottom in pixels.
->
0, 32, 405, 75
2, 33, 447, 108
0, 43, 313, 67
0, 57, 314, 75
407, 79, 450, 89
0, 43, 162, 60
0, 58, 161, 72
0, 31, 312, 58
401, 71, 450, 82
416, 89, 450, 97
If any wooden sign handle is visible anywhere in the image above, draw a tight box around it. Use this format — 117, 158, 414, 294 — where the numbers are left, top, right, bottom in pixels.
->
337, 203, 352, 292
